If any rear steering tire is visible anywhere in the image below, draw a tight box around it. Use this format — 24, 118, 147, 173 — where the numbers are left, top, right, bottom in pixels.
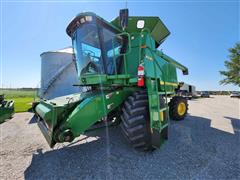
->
169, 96, 188, 121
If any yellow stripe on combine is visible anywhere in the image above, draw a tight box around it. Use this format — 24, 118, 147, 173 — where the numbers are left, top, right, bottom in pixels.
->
160, 81, 178, 87
160, 112, 164, 121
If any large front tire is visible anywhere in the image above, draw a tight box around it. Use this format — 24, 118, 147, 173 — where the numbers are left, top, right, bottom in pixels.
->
120, 90, 154, 151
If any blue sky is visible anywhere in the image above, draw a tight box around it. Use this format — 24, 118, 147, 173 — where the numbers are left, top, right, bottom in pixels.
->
0, 0, 239, 90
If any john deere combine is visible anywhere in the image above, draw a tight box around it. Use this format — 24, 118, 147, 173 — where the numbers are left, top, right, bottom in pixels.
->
35, 9, 188, 151
0, 94, 14, 123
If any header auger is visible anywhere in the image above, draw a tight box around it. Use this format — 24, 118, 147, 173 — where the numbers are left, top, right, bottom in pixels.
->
35, 9, 189, 151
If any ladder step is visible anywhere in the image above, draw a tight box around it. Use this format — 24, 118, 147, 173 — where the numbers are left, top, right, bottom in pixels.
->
161, 123, 168, 129
158, 91, 174, 95
150, 107, 168, 112
159, 107, 168, 112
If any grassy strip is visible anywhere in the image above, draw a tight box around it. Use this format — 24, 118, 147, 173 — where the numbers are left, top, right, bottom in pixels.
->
13, 97, 35, 113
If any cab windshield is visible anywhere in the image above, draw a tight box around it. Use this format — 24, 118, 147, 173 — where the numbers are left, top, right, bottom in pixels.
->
72, 22, 122, 77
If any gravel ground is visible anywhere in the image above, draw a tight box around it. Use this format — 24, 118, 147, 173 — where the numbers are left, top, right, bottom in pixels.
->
0, 95, 239, 180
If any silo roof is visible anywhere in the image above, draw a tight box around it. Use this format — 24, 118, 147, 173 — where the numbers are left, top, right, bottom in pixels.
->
40, 47, 73, 56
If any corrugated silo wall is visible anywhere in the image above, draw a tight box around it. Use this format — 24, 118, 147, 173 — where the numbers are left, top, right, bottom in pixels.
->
40, 51, 81, 99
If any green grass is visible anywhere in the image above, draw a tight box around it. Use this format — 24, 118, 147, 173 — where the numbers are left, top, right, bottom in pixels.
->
13, 97, 35, 112
1, 89, 38, 113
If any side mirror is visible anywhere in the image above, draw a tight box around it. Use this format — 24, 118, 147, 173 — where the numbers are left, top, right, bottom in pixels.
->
119, 34, 129, 54
117, 33, 131, 55
119, 9, 128, 30
110, 33, 131, 57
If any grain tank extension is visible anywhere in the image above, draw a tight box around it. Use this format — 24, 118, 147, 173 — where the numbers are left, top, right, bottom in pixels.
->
35, 9, 189, 151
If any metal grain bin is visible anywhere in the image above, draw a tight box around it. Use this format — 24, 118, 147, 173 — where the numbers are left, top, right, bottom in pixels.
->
40, 47, 80, 99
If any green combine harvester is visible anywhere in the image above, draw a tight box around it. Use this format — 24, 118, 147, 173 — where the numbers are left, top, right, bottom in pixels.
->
0, 94, 14, 123
35, 9, 189, 151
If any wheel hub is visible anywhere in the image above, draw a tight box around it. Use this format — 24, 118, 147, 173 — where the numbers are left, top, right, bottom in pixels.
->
177, 102, 186, 116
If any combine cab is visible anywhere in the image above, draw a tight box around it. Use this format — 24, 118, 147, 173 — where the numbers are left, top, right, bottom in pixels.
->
35, 10, 189, 151
0, 94, 14, 123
